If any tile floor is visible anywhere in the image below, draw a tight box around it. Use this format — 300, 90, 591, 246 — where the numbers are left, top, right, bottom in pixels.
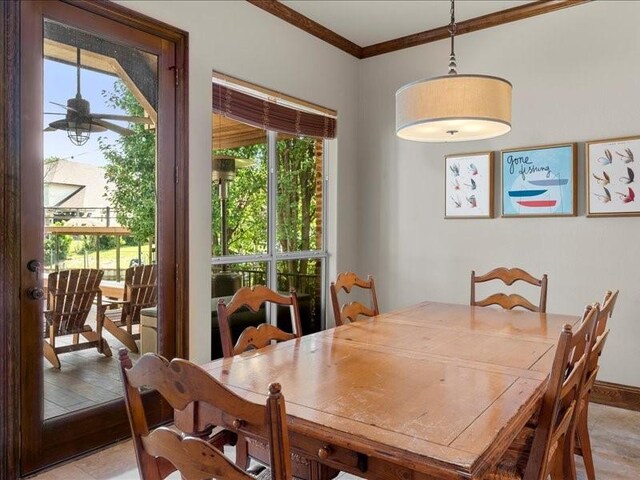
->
30, 403, 640, 480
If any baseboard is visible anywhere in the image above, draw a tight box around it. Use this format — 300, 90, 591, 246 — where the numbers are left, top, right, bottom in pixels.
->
591, 380, 640, 412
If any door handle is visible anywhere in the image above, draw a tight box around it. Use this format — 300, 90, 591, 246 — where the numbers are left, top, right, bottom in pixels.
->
27, 287, 45, 300
26, 259, 44, 301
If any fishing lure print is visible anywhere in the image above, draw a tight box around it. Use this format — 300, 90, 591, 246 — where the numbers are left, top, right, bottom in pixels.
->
598, 149, 613, 165
594, 187, 611, 203
592, 171, 610, 186
617, 148, 634, 164
616, 187, 635, 203
466, 195, 477, 208
620, 167, 635, 184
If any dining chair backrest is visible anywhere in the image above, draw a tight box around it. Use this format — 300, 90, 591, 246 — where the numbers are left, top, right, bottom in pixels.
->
584, 290, 619, 392
47, 268, 104, 335
470, 267, 548, 313
523, 304, 599, 480
119, 350, 292, 480
330, 272, 379, 326
217, 285, 302, 358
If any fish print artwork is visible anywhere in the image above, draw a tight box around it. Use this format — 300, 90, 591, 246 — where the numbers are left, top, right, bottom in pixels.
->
445, 152, 493, 218
501, 144, 577, 217
587, 136, 640, 216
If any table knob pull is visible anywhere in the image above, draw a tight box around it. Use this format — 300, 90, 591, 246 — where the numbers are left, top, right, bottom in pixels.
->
318, 445, 332, 460
232, 418, 244, 429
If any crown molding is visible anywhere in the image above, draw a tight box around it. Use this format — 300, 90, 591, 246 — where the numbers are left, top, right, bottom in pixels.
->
247, 0, 592, 60
246, 0, 362, 58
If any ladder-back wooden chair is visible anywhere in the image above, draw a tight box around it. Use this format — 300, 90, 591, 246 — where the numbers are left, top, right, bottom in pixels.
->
43, 268, 112, 369
218, 286, 313, 478
100, 264, 157, 353
483, 304, 599, 480
217, 285, 302, 359
119, 350, 292, 480
330, 272, 380, 326
575, 290, 619, 480
471, 267, 548, 313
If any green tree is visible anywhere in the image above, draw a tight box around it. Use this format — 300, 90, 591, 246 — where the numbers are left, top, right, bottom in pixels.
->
98, 81, 156, 243
44, 230, 72, 267
212, 144, 268, 256
214, 135, 321, 296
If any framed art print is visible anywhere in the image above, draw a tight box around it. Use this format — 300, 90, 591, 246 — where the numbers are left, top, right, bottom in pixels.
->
445, 152, 494, 218
586, 135, 640, 216
501, 143, 577, 217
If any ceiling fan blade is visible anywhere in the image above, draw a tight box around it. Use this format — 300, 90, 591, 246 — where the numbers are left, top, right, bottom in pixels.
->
92, 113, 153, 124
92, 119, 135, 136
43, 126, 57, 132
44, 112, 65, 115
50, 101, 77, 112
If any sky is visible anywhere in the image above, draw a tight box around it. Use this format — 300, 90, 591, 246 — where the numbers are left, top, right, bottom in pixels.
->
44, 58, 128, 166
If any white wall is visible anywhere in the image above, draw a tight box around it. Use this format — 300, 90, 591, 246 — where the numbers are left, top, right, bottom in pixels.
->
119, 1, 360, 363
356, 1, 640, 386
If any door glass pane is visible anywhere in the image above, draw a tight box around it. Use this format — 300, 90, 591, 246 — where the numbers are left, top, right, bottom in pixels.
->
42, 20, 158, 419
276, 135, 324, 252
212, 115, 268, 256
276, 259, 322, 335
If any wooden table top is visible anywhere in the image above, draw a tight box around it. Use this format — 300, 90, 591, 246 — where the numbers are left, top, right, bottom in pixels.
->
197, 302, 578, 479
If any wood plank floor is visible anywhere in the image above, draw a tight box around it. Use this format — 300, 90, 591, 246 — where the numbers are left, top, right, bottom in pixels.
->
43, 312, 140, 419
29, 403, 640, 479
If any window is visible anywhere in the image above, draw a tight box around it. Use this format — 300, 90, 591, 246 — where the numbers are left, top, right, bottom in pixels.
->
211, 76, 335, 338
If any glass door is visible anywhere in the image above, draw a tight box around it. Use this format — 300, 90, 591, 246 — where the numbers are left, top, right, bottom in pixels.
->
20, 1, 184, 474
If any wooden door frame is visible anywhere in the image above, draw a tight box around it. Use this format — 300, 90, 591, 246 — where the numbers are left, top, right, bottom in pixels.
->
0, 1, 188, 477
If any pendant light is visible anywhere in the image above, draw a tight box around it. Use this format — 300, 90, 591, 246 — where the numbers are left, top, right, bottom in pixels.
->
395, 0, 512, 142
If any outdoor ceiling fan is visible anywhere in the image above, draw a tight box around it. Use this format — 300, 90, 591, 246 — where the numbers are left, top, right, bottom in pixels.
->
44, 47, 153, 146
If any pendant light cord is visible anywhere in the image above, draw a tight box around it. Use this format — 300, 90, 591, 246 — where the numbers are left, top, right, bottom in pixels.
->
448, 0, 457, 75
76, 47, 82, 98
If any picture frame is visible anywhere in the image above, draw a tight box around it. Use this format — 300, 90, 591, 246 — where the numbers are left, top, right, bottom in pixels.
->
445, 151, 494, 219
586, 135, 640, 217
501, 143, 577, 217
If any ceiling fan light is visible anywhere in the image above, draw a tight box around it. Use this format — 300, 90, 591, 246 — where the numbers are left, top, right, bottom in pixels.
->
396, 74, 512, 142
67, 121, 93, 147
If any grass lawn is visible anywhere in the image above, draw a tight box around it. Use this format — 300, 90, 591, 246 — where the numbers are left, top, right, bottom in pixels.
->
48, 240, 152, 270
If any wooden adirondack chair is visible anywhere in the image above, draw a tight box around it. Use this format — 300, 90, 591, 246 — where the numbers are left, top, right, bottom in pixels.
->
99, 265, 157, 353
43, 269, 112, 369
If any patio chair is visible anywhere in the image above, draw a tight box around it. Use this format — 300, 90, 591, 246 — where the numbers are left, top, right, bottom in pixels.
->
100, 264, 157, 353
43, 268, 112, 369
119, 350, 292, 480
470, 267, 548, 313
330, 272, 380, 326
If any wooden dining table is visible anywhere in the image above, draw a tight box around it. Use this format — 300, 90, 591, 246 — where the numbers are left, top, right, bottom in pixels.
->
175, 301, 578, 480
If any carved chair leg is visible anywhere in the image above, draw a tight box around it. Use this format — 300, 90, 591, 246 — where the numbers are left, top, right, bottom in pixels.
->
43, 340, 61, 369
235, 436, 250, 470
102, 316, 139, 353
563, 433, 578, 480
576, 404, 596, 480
